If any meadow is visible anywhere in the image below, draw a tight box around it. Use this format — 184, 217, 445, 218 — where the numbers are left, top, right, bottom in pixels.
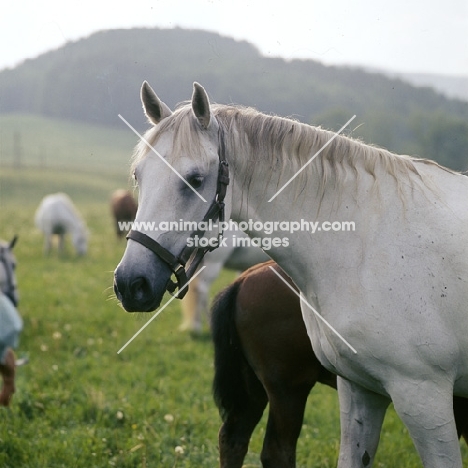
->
0, 116, 467, 467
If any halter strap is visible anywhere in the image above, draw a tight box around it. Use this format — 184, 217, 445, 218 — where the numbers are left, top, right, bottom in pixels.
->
0, 239, 18, 307
127, 123, 229, 300
126, 230, 189, 297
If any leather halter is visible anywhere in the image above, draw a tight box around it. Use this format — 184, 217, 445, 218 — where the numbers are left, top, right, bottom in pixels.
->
0, 239, 18, 307
126, 123, 229, 299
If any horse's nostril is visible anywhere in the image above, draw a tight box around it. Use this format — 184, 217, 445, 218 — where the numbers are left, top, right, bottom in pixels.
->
130, 276, 150, 301
114, 258, 170, 312
113, 281, 122, 301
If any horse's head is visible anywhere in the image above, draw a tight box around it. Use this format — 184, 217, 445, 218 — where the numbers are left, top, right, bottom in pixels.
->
114, 82, 231, 312
0, 236, 19, 307
73, 231, 88, 256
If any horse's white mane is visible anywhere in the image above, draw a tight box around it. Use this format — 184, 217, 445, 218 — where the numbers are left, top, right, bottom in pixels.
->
132, 103, 453, 199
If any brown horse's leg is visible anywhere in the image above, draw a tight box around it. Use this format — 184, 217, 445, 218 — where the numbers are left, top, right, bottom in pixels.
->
218, 369, 268, 468
0, 348, 16, 406
260, 382, 312, 468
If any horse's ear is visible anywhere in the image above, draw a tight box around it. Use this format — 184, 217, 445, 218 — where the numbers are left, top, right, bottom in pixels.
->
9, 235, 18, 250
140, 81, 172, 125
192, 82, 211, 129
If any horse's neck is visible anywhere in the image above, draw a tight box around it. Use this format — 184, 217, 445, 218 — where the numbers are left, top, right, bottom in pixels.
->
227, 136, 407, 294
68, 212, 84, 233
70, 221, 85, 241
230, 146, 357, 222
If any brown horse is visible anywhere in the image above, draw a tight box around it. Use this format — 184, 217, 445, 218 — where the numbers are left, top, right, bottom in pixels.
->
211, 261, 468, 468
110, 190, 138, 238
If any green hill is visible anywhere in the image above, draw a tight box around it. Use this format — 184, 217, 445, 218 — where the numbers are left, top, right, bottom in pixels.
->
1, 27, 467, 170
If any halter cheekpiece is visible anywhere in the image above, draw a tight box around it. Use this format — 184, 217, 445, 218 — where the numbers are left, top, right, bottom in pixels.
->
0, 237, 18, 307
126, 123, 229, 300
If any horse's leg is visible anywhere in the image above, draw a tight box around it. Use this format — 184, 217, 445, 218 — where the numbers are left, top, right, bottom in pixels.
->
391, 379, 462, 468
337, 377, 390, 467
260, 382, 312, 468
0, 348, 16, 406
43, 233, 52, 255
180, 275, 200, 332
58, 233, 65, 255
192, 261, 224, 332
218, 371, 268, 468
194, 275, 210, 332
180, 260, 222, 333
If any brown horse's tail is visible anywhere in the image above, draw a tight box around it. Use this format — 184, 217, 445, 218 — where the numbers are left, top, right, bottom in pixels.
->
211, 281, 262, 422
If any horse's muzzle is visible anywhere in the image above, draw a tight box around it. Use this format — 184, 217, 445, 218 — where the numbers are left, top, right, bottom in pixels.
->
113, 259, 171, 312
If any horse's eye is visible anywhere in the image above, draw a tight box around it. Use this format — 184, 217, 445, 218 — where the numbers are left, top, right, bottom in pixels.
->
132, 171, 138, 186
188, 175, 204, 190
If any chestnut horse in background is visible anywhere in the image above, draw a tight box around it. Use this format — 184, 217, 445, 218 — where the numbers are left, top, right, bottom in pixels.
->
211, 261, 468, 468
110, 190, 138, 238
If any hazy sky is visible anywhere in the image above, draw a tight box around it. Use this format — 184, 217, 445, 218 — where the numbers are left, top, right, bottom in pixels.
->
2, 0, 468, 75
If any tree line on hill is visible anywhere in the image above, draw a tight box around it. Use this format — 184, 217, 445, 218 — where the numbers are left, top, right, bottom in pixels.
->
0, 28, 467, 171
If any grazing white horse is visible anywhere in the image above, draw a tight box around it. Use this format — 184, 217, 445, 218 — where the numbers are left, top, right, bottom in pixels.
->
114, 81, 468, 467
35, 193, 88, 256
180, 228, 269, 333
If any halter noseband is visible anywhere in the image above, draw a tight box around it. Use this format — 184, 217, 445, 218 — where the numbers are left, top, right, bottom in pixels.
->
126, 123, 229, 300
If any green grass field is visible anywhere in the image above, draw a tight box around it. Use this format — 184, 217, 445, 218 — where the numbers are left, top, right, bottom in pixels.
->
0, 115, 467, 467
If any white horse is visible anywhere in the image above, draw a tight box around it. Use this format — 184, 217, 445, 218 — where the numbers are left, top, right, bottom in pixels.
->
180, 228, 269, 333
35, 193, 88, 256
114, 81, 468, 467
